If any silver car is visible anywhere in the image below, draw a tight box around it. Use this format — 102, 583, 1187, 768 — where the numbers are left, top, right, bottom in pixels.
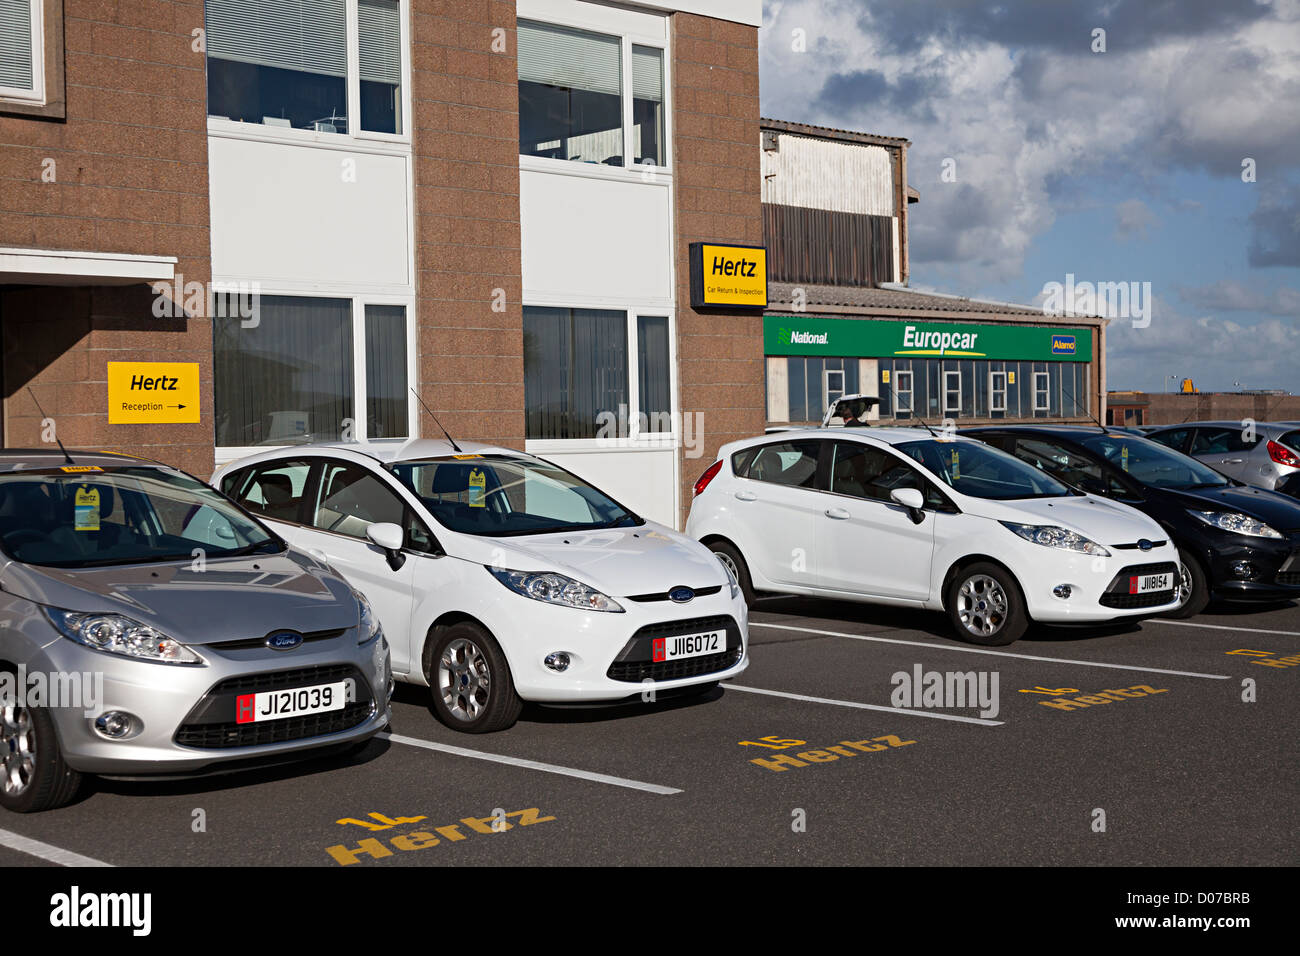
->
1146, 421, 1300, 497
0, 450, 391, 812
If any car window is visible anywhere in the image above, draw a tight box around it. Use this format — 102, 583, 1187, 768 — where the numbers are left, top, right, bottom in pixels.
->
898, 439, 1072, 500
829, 441, 947, 509
1078, 434, 1229, 489
312, 461, 407, 539
1013, 438, 1103, 488
1147, 428, 1189, 452
1190, 427, 1257, 455
228, 460, 312, 524
739, 440, 821, 489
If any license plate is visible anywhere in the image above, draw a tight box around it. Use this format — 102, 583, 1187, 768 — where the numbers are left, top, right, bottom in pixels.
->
1130, 572, 1172, 594
236, 681, 347, 724
653, 631, 725, 662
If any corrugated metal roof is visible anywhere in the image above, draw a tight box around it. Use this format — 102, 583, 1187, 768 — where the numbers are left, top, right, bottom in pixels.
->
767, 282, 1106, 326
760, 117, 910, 148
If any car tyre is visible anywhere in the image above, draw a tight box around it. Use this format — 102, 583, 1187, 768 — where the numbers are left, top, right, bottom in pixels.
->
428, 622, 523, 734
945, 562, 1028, 646
709, 540, 756, 607
1163, 549, 1209, 619
0, 695, 82, 814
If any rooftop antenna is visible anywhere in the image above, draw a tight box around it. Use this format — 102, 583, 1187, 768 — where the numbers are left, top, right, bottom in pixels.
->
26, 387, 74, 465
410, 388, 463, 453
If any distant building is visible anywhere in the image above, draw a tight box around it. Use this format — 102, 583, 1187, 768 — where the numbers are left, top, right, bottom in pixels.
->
1107, 390, 1300, 426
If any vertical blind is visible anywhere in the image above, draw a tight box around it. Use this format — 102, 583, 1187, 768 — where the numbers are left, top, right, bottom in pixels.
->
364, 304, 409, 438
523, 307, 628, 440
0, 0, 34, 91
637, 315, 670, 431
358, 0, 401, 85
205, 0, 347, 77
518, 20, 621, 96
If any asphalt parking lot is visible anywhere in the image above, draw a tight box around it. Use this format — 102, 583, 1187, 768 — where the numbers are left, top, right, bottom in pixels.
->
2, 596, 1296, 868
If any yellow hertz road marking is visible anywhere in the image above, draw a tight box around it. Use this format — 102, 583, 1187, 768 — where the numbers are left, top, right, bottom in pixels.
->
1226, 648, 1300, 669
325, 808, 556, 865
741, 734, 916, 772
1031, 684, 1168, 711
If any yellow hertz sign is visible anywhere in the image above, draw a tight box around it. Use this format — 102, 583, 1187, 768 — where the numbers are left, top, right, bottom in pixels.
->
107, 362, 200, 425
690, 243, 767, 309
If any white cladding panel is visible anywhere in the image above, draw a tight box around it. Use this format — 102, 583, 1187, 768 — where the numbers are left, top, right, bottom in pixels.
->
520, 166, 673, 307
529, 446, 679, 528
761, 133, 895, 217
208, 135, 411, 289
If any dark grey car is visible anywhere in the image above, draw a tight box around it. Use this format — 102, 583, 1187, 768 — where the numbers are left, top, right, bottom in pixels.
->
0, 450, 391, 812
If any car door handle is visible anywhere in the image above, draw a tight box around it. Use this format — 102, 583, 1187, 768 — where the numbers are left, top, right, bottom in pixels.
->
824, 507, 850, 519
1221, 458, 1244, 464
734, 491, 757, 501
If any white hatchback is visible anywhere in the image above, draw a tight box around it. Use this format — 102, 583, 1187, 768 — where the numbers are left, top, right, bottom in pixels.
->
685, 428, 1181, 645
212, 440, 747, 732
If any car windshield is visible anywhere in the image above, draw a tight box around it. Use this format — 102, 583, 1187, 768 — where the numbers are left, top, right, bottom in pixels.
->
0, 466, 282, 568
390, 454, 643, 537
1079, 434, 1230, 489
898, 439, 1073, 500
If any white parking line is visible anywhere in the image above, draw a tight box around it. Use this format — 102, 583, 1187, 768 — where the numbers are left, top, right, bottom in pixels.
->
0, 827, 113, 867
749, 621, 1231, 679
725, 684, 1002, 725
379, 732, 682, 795
1145, 620, 1300, 637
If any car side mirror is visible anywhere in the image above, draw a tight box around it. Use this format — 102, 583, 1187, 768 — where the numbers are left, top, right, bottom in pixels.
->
890, 487, 926, 523
366, 522, 406, 571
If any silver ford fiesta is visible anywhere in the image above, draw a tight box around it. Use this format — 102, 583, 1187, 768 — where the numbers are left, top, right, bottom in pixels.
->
0, 450, 391, 812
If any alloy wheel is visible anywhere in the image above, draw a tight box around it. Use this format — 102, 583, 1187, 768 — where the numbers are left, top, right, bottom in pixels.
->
438, 637, 492, 723
957, 574, 1008, 638
0, 704, 36, 797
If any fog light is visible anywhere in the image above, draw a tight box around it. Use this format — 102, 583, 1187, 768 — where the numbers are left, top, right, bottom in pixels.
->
1231, 561, 1259, 580
544, 652, 571, 672
93, 711, 136, 739
1053, 585, 1072, 599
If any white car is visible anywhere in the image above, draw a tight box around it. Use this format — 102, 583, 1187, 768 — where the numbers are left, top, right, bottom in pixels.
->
212, 440, 747, 732
685, 428, 1181, 645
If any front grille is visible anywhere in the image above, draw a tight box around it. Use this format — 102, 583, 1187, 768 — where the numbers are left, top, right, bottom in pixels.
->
207, 628, 348, 651
1099, 562, 1178, 610
626, 585, 724, 603
1112, 540, 1168, 550
606, 615, 742, 682
1276, 572, 1300, 586
174, 663, 373, 749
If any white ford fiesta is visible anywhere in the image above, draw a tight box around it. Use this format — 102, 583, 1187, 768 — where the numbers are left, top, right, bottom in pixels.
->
211, 440, 747, 732
686, 427, 1181, 645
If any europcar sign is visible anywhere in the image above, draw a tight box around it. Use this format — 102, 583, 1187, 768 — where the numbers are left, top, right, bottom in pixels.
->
764, 316, 1092, 362
689, 243, 767, 309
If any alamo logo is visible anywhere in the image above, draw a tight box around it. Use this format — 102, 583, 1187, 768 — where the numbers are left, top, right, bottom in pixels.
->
1050, 334, 1077, 355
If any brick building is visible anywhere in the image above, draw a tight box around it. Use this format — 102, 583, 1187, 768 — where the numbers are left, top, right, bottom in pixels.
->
2, 0, 763, 527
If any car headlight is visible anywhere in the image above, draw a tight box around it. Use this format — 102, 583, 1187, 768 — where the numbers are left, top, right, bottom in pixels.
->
716, 554, 741, 599
356, 591, 382, 645
999, 522, 1111, 557
486, 567, 624, 612
43, 608, 203, 665
1188, 510, 1283, 539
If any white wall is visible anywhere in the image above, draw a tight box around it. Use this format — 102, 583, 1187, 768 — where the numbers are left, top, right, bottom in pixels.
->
520, 164, 674, 308
208, 133, 411, 292
761, 132, 896, 217
533, 446, 679, 527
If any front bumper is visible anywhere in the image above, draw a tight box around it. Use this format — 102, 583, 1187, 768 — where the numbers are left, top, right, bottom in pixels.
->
497, 588, 750, 702
1013, 545, 1182, 623
1204, 531, 1300, 602
26, 625, 391, 776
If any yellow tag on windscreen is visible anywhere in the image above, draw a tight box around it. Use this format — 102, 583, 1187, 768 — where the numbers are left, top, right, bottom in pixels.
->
1121, 446, 1130, 472
467, 468, 486, 508
75, 486, 100, 531
951, 449, 961, 481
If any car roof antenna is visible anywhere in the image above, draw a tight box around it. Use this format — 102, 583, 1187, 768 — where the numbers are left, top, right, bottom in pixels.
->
1061, 384, 1110, 432
410, 388, 463, 453
26, 387, 75, 465
883, 382, 938, 437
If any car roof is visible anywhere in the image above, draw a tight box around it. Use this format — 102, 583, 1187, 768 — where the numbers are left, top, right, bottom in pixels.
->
1149, 420, 1289, 430
737, 426, 976, 447
214, 438, 527, 472
0, 448, 165, 474
959, 424, 1112, 441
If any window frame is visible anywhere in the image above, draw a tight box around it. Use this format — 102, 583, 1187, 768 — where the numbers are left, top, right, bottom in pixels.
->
1033, 371, 1051, 413
516, 4, 672, 180
212, 288, 417, 462
204, 0, 413, 146
942, 369, 962, 416
0, 0, 61, 116
893, 368, 914, 419
522, 304, 678, 451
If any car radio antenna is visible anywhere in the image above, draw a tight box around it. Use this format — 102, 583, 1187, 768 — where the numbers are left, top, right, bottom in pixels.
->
410, 388, 463, 453
883, 382, 938, 437
1061, 384, 1109, 432
26, 387, 75, 465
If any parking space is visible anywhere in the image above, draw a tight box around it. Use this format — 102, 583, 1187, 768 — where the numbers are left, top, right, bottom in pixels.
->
1, 596, 1295, 867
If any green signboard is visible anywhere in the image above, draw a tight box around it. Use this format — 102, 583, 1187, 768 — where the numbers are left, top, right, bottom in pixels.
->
764, 315, 1092, 362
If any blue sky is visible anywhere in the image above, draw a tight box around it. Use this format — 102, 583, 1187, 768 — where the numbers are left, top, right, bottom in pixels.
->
758, 0, 1300, 394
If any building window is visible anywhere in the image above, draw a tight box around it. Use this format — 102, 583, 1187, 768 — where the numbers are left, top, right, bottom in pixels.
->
781, 357, 859, 423
517, 18, 667, 169
523, 306, 673, 441
0, 0, 43, 103
1033, 371, 1051, 413
990, 371, 1007, 412
214, 294, 410, 447
205, 0, 407, 136
893, 368, 914, 419
943, 369, 962, 415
